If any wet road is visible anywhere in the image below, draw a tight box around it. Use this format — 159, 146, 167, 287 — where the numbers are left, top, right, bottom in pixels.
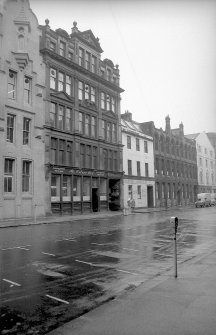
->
0, 207, 216, 334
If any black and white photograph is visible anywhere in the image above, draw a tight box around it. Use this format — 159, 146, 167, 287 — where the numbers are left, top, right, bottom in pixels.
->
0, 0, 216, 334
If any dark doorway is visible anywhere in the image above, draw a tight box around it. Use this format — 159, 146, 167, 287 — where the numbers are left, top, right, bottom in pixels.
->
92, 188, 98, 212
147, 186, 154, 208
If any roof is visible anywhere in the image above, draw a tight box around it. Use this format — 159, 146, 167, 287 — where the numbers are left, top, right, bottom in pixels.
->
121, 119, 153, 141
185, 133, 200, 140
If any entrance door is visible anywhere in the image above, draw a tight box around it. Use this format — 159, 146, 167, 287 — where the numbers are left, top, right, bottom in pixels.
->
92, 188, 98, 212
147, 186, 154, 208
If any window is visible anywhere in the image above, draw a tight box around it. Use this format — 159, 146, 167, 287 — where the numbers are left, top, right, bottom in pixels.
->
51, 138, 57, 164
80, 144, 85, 167
128, 185, 132, 199
66, 75, 72, 95
23, 118, 30, 145
107, 68, 112, 81
22, 160, 31, 192
91, 116, 96, 137
58, 72, 64, 91
102, 120, 105, 139
8, 70, 16, 99
93, 146, 97, 169
50, 102, 56, 127
7, 115, 15, 143
78, 81, 84, 100
101, 92, 105, 109
127, 136, 131, 149
58, 105, 64, 130
112, 124, 117, 143
65, 108, 72, 131
4, 159, 14, 193
137, 161, 141, 176
66, 142, 72, 166
59, 139, 65, 165
136, 138, 140, 151
79, 48, 84, 66
59, 41, 65, 57
79, 112, 84, 134
92, 56, 96, 72
91, 87, 96, 102
111, 97, 116, 112
84, 84, 90, 100
51, 175, 60, 201
107, 122, 111, 142
24, 76, 31, 104
144, 140, 148, 153
50, 68, 56, 90
68, 51, 73, 60
62, 176, 71, 201
50, 41, 56, 51
106, 95, 111, 110
85, 115, 90, 136
103, 149, 108, 170
113, 152, 117, 171
85, 51, 90, 70
128, 160, 132, 175
86, 145, 91, 168
145, 163, 149, 177
137, 185, 141, 199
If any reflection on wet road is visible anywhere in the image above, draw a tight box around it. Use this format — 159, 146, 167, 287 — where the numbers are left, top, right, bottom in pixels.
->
0, 207, 216, 334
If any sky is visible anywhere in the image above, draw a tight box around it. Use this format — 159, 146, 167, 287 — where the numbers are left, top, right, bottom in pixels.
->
30, 0, 216, 134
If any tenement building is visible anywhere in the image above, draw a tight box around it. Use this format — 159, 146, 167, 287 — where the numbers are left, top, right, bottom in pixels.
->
121, 111, 155, 209
39, 20, 124, 214
0, 0, 46, 219
185, 132, 216, 194
141, 116, 198, 207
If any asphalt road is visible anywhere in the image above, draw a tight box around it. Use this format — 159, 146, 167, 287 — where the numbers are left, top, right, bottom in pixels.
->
0, 206, 216, 334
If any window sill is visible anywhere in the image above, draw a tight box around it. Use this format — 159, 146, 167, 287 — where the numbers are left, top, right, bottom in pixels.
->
4, 194, 16, 200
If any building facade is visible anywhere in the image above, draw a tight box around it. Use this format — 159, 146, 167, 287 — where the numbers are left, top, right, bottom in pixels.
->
0, 0, 46, 219
121, 112, 155, 209
141, 116, 198, 207
39, 20, 124, 215
186, 132, 216, 194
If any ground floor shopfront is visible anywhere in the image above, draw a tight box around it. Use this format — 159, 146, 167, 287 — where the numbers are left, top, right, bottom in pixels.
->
123, 178, 155, 209
155, 180, 197, 208
46, 166, 123, 215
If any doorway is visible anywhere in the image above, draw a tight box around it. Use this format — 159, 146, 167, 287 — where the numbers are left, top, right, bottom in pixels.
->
92, 188, 98, 212
147, 186, 154, 208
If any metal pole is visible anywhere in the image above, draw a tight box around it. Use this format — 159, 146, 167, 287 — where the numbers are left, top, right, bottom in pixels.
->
174, 232, 177, 278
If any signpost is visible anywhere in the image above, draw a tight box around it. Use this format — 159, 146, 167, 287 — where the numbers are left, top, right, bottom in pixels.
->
170, 216, 178, 278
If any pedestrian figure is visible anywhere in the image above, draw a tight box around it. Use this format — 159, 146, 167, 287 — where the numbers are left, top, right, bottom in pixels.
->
131, 199, 135, 211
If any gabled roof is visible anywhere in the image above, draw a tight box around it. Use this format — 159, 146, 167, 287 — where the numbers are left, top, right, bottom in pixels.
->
50, 91, 74, 103
71, 29, 103, 53
121, 119, 153, 140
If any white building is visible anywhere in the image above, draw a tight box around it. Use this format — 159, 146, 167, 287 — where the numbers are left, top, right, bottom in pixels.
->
185, 132, 216, 194
121, 112, 155, 209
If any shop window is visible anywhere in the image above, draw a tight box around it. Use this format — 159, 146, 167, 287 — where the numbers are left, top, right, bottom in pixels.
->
100, 178, 107, 200
73, 176, 81, 201
7, 114, 15, 143
4, 158, 14, 193
137, 185, 141, 199
51, 175, 60, 202
62, 175, 71, 201
83, 177, 90, 201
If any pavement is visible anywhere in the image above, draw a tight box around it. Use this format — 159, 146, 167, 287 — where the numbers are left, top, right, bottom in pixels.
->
47, 246, 216, 335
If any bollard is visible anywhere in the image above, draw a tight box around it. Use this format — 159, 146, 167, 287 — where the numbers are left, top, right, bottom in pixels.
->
170, 216, 178, 278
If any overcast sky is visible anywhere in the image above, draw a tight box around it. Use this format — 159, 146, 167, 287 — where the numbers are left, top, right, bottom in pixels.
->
30, 0, 216, 134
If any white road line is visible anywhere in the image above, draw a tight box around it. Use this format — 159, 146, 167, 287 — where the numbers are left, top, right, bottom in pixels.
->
42, 252, 55, 257
122, 247, 139, 252
75, 259, 93, 266
16, 247, 30, 251
45, 294, 69, 305
116, 269, 138, 275
2, 278, 21, 287
1, 245, 31, 251
91, 243, 105, 246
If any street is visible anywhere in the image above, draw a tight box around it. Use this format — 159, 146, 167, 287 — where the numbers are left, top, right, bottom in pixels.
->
0, 207, 216, 334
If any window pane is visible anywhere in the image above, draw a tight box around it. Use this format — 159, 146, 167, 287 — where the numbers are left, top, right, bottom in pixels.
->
7, 115, 14, 143
8, 70, 16, 99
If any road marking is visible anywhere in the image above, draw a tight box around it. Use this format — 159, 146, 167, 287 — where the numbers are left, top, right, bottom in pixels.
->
2, 279, 21, 287
16, 247, 30, 251
42, 252, 55, 257
1, 245, 31, 251
75, 259, 93, 266
45, 294, 69, 305
55, 238, 77, 242
91, 243, 105, 246
122, 247, 139, 252
116, 269, 138, 275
